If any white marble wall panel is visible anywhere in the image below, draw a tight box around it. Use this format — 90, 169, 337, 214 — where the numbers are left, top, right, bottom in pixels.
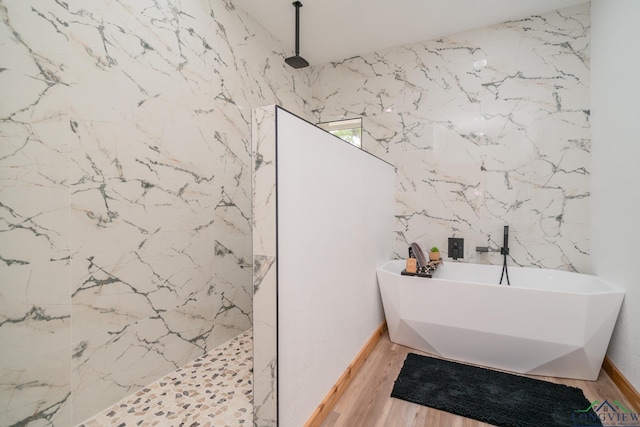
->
251, 105, 277, 427
0, 1, 72, 425
0, 346, 71, 427
1, 0, 310, 425
311, 4, 591, 273
0, 263, 72, 427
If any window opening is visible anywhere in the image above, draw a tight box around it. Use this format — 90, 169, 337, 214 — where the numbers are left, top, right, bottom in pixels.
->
317, 118, 362, 148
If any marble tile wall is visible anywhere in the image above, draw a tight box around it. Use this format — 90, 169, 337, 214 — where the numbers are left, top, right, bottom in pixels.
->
0, 0, 310, 425
310, 4, 591, 273
251, 105, 277, 427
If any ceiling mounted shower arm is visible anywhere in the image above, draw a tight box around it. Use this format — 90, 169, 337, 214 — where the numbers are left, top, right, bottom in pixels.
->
285, 1, 309, 68
293, 1, 302, 56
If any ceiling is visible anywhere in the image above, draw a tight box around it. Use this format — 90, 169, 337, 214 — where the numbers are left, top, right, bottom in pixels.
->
233, 0, 588, 66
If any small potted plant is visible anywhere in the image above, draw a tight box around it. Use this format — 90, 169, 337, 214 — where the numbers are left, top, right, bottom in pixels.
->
429, 246, 440, 261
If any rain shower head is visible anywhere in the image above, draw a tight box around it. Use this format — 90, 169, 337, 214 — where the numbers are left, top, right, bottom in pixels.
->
285, 1, 309, 69
285, 55, 309, 69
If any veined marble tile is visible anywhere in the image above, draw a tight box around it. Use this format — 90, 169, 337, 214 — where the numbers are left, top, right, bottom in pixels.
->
251, 256, 277, 427
70, 241, 251, 339
251, 106, 277, 427
0, 4, 73, 427
70, 252, 160, 342
0, 262, 70, 371
251, 106, 277, 258
311, 4, 591, 273
0, 186, 68, 265
0, 346, 71, 427
0, 105, 69, 266
72, 312, 205, 423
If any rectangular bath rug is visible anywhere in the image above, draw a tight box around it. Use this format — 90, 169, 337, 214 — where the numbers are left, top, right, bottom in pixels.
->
391, 353, 602, 427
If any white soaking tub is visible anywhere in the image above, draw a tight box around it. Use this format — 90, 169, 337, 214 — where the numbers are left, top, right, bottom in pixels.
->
376, 260, 624, 380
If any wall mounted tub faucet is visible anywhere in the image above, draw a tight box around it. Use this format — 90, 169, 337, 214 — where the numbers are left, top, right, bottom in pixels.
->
475, 246, 499, 253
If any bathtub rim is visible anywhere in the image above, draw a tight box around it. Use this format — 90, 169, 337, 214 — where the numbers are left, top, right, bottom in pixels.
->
378, 259, 625, 296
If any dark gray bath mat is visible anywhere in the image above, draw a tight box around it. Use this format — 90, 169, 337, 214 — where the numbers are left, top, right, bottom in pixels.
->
391, 353, 602, 427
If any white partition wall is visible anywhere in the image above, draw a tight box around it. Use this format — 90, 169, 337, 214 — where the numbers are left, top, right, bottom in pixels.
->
277, 108, 394, 426
252, 106, 395, 427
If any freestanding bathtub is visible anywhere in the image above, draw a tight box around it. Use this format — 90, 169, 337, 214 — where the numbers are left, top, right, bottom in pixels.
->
377, 260, 624, 381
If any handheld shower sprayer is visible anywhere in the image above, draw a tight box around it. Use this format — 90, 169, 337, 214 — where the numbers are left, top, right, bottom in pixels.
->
501, 226, 509, 256
499, 225, 511, 286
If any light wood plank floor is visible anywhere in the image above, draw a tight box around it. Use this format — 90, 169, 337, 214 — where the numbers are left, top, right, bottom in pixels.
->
320, 331, 633, 427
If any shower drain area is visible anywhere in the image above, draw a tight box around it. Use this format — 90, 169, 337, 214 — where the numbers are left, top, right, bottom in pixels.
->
78, 330, 253, 427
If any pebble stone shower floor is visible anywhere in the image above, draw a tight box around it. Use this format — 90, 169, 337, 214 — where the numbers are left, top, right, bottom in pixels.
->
78, 330, 253, 427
